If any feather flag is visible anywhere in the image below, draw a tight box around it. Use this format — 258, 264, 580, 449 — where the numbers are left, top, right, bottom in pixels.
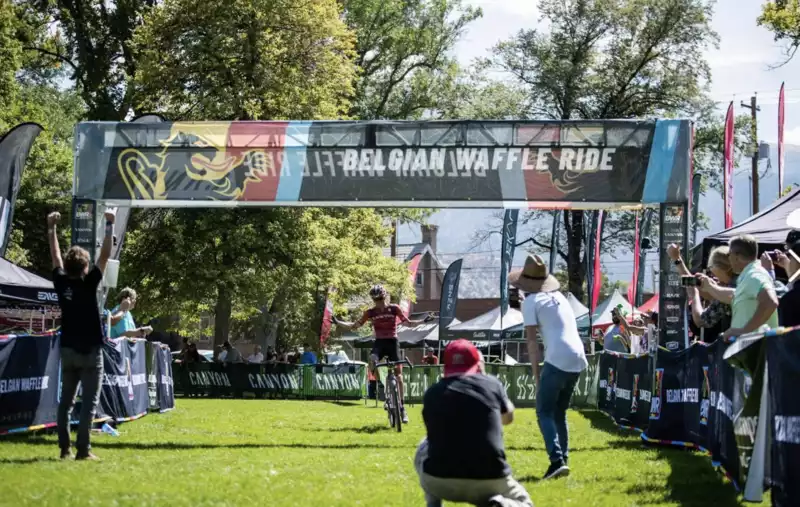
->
0, 123, 43, 257
591, 210, 605, 313
628, 213, 640, 309
779, 82, 785, 197
723, 102, 735, 229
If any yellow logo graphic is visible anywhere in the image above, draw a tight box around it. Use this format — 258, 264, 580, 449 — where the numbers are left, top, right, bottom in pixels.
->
116, 123, 278, 200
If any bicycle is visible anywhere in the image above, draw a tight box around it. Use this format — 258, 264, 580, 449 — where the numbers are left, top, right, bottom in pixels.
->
374, 357, 412, 433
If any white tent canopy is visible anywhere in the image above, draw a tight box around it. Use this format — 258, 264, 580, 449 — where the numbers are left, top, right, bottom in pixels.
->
575, 289, 638, 329
565, 292, 590, 318
443, 307, 523, 341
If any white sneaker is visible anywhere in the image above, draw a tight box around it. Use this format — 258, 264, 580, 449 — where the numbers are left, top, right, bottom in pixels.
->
401, 408, 409, 424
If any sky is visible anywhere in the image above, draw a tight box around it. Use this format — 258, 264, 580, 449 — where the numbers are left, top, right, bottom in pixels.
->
399, 0, 800, 290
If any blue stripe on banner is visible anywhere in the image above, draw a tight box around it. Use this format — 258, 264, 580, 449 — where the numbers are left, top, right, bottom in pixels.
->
276, 121, 312, 201
642, 120, 680, 203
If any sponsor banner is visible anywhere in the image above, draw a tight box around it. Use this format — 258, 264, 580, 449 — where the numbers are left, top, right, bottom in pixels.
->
767, 331, 800, 506
145, 341, 159, 411
71, 199, 97, 264
438, 259, 463, 335
572, 353, 601, 409
611, 354, 652, 430
643, 347, 699, 445
98, 339, 149, 422
500, 210, 519, 317
74, 120, 692, 206
597, 351, 617, 413
151, 343, 174, 412
173, 362, 364, 399
659, 204, 688, 351
0, 123, 43, 256
0, 332, 60, 434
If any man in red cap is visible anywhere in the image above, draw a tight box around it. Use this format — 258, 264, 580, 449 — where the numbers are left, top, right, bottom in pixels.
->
414, 339, 533, 507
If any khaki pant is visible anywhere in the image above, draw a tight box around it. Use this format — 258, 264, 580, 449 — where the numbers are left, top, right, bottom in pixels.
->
414, 439, 534, 507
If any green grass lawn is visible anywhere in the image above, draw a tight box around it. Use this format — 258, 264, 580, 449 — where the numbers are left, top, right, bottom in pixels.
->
0, 399, 765, 507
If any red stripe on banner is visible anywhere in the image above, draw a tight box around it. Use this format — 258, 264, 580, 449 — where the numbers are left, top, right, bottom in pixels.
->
226, 121, 289, 201
723, 102, 735, 229
400, 254, 423, 317
518, 126, 568, 201
591, 211, 604, 313
628, 213, 640, 309
779, 82, 785, 197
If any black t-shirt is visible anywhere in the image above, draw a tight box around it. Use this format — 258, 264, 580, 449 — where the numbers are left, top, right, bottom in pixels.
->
422, 374, 511, 479
53, 266, 104, 353
779, 284, 800, 327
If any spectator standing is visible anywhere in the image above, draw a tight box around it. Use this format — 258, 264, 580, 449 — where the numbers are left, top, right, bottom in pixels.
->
215, 344, 227, 362
185, 342, 201, 363
700, 235, 779, 340
248, 345, 264, 364
599, 312, 629, 353
48, 209, 114, 460
300, 343, 318, 365
415, 340, 533, 507
422, 347, 440, 365
773, 242, 800, 327
510, 254, 588, 480
109, 288, 153, 339
222, 341, 243, 363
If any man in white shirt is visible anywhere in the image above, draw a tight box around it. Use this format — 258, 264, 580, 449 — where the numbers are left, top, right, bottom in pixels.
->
247, 345, 264, 364
509, 254, 588, 481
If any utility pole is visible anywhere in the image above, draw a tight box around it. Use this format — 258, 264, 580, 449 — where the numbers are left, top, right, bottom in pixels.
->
741, 94, 761, 214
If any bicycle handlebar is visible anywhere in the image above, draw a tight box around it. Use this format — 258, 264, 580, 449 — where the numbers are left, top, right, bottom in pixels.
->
375, 358, 413, 369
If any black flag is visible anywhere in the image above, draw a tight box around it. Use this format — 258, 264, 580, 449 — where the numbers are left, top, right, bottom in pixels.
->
500, 209, 519, 316
439, 259, 463, 338
0, 123, 43, 256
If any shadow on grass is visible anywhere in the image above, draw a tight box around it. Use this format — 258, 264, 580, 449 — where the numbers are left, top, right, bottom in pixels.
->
508, 440, 645, 453
321, 400, 363, 407
4, 437, 413, 451
575, 410, 742, 507
0, 457, 58, 465
309, 424, 390, 434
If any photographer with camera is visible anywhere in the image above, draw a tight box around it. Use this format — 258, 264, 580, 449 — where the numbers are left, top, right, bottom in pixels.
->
667, 243, 735, 343
760, 236, 800, 327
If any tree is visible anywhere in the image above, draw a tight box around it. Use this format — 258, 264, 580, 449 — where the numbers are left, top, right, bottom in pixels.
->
480, 0, 719, 299
133, 0, 356, 120
343, 0, 481, 119
118, 0, 421, 349
759, 0, 800, 63
23, 0, 156, 120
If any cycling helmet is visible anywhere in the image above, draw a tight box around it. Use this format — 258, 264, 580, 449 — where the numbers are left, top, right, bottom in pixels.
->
369, 284, 387, 300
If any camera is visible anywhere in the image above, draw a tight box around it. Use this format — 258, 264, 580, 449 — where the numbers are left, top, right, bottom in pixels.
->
680, 276, 699, 287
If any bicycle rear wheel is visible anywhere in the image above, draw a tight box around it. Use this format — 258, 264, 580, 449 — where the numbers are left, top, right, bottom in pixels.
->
388, 377, 402, 433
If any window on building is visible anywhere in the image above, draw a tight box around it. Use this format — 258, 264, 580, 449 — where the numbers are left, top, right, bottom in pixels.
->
415, 271, 424, 286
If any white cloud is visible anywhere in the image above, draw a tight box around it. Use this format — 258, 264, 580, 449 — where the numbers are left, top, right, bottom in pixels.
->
783, 126, 800, 146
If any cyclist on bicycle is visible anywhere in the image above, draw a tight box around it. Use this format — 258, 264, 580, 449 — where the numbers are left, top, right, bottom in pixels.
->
335, 284, 430, 424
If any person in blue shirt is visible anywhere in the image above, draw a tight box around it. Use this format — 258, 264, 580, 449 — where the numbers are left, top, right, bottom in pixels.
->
109, 288, 152, 339
300, 343, 318, 365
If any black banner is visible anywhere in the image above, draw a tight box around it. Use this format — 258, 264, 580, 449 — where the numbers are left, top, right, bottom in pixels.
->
500, 210, 518, 316
98, 339, 149, 421
767, 331, 800, 506
0, 123, 43, 256
73, 120, 692, 206
597, 352, 617, 413
439, 259, 463, 335
706, 340, 745, 490
71, 199, 96, 264
659, 204, 689, 351
644, 347, 700, 444
0, 332, 60, 434
155, 344, 174, 412
611, 354, 653, 430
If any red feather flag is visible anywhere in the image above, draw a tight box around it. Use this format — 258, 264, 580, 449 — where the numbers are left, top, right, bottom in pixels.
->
723, 102, 735, 229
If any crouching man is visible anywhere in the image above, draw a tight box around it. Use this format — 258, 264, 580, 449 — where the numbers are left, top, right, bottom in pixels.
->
415, 339, 533, 507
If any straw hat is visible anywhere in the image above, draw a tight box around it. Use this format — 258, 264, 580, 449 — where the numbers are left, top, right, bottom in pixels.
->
508, 254, 561, 293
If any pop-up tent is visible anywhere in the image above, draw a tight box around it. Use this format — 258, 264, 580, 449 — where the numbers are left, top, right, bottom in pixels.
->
442, 306, 523, 341
0, 257, 57, 304
692, 187, 800, 270
566, 292, 590, 318
638, 293, 659, 314
576, 289, 637, 330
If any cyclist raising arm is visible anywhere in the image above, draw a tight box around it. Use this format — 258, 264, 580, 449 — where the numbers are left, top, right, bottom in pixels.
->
336, 284, 430, 424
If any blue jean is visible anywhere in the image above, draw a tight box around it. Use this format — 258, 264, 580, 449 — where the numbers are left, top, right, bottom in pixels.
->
536, 362, 580, 465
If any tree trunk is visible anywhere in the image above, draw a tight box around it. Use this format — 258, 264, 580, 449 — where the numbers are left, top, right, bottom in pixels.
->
566, 210, 586, 301
213, 284, 232, 348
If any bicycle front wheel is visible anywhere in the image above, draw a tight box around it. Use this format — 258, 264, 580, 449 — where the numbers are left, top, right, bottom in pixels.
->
388, 378, 402, 433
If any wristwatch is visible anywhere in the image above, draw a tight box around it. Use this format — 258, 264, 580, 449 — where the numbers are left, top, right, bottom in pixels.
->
673, 259, 682, 265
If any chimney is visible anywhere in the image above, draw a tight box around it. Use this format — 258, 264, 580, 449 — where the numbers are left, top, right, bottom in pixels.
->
421, 224, 438, 254
421, 225, 439, 300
